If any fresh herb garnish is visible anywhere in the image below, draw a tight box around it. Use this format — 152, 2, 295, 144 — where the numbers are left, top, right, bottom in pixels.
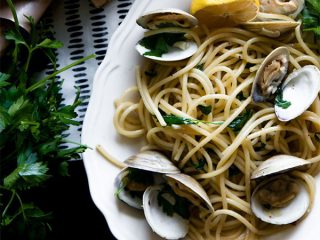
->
195, 63, 205, 70
275, 89, 291, 109
157, 186, 191, 219
139, 33, 186, 57
236, 92, 246, 101
193, 159, 206, 171
302, 0, 320, 37
228, 110, 253, 132
162, 114, 223, 126
197, 104, 212, 115
0, 1, 94, 238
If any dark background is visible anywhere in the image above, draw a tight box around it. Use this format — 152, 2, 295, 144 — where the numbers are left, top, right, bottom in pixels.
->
46, 160, 116, 240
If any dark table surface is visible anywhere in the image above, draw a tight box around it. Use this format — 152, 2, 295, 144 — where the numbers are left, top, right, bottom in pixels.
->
46, 160, 116, 240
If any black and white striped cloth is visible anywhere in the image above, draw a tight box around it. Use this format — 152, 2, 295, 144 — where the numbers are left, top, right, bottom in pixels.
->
45, 0, 133, 146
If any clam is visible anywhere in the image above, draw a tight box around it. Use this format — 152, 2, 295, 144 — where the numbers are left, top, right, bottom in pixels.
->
241, 13, 299, 38
275, 65, 320, 122
135, 9, 199, 62
114, 151, 180, 209
251, 155, 311, 225
259, 0, 305, 19
143, 173, 214, 239
252, 47, 289, 103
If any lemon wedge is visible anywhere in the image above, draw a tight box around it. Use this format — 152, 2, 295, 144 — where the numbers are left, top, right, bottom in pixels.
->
190, 0, 260, 28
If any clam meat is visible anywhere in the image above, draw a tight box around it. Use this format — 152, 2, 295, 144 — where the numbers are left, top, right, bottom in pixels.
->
251, 155, 311, 225
135, 9, 199, 62
114, 151, 180, 209
252, 47, 289, 102
259, 0, 305, 19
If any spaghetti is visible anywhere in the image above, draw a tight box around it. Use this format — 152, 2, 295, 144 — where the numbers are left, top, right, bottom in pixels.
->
111, 25, 320, 239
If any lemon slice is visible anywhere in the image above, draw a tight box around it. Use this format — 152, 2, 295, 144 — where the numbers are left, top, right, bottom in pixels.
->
190, 0, 260, 28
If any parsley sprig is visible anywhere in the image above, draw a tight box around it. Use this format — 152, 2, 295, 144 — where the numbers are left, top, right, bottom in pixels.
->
0, 1, 94, 238
302, 0, 320, 37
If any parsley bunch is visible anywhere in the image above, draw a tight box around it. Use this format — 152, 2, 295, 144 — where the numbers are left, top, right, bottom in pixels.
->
0, 1, 94, 239
302, 0, 320, 37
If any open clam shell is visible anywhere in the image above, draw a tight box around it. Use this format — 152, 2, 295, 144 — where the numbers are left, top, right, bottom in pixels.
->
124, 150, 180, 174
259, 0, 304, 19
251, 155, 311, 224
135, 34, 198, 62
251, 154, 310, 180
143, 185, 189, 240
252, 46, 289, 102
166, 173, 214, 212
114, 168, 144, 209
251, 175, 309, 225
275, 65, 320, 122
136, 8, 198, 30
135, 9, 199, 62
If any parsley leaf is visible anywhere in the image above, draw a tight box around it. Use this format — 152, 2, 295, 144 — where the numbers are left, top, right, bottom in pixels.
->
197, 105, 212, 115
228, 110, 253, 132
157, 186, 191, 219
193, 159, 206, 171
195, 63, 205, 70
275, 89, 291, 109
302, 0, 320, 37
162, 114, 223, 126
139, 33, 186, 57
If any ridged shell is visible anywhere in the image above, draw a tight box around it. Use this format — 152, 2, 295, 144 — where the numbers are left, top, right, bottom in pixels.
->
251, 175, 309, 224
143, 185, 189, 239
275, 65, 320, 122
124, 150, 181, 174
242, 20, 298, 38
166, 173, 214, 212
251, 155, 310, 180
114, 168, 143, 209
136, 8, 198, 30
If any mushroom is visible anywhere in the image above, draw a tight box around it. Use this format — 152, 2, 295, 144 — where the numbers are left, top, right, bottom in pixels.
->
252, 47, 290, 102
135, 9, 199, 62
251, 155, 311, 225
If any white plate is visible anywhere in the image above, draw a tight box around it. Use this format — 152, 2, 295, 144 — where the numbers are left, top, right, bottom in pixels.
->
81, 0, 320, 239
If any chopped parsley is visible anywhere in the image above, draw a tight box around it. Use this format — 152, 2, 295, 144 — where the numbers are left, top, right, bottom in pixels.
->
275, 89, 291, 109
236, 92, 246, 101
192, 159, 206, 171
228, 110, 253, 132
162, 114, 223, 126
157, 186, 191, 219
195, 63, 205, 70
302, 0, 320, 37
197, 104, 212, 115
139, 33, 186, 57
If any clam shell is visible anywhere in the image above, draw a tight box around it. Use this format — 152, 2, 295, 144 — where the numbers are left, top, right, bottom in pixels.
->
124, 150, 181, 174
251, 155, 310, 180
114, 168, 143, 209
251, 175, 309, 224
252, 46, 289, 102
143, 185, 189, 239
242, 21, 298, 38
136, 8, 198, 30
166, 173, 214, 212
135, 36, 198, 62
259, 0, 305, 19
275, 65, 320, 122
